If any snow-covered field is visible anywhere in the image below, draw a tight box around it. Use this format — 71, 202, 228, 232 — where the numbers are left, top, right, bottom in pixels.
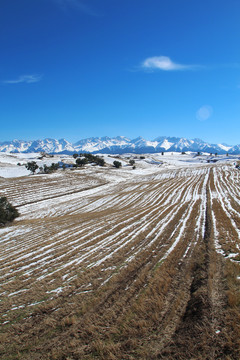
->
0, 151, 239, 178
0, 151, 240, 359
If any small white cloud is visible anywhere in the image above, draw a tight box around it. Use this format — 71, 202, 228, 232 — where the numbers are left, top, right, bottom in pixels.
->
196, 105, 213, 121
3, 74, 42, 84
141, 56, 194, 71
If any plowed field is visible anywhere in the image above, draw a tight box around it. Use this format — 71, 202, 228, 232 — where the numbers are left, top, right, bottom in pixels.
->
0, 164, 240, 359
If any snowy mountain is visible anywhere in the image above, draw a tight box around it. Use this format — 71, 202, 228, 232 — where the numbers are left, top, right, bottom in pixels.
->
0, 138, 74, 153
73, 136, 130, 153
0, 136, 238, 154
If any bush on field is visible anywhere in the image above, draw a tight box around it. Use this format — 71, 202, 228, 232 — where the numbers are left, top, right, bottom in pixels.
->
113, 160, 122, 168
76, 158, 88, 167
0, 197, 19, 226
25, 161, 39, 174
76, 154, 105, 167
38, 163, 60, 174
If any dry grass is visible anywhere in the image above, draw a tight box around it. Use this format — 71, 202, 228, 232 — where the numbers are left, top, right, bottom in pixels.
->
0, 164, 240, 359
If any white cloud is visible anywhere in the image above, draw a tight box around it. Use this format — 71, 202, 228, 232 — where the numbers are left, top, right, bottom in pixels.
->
3, 75, 42, 84
141, 56, 195, 71
196, 105, 213, 121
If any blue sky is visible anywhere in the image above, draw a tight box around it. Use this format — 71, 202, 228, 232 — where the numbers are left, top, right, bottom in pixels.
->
0, 0, 239, 144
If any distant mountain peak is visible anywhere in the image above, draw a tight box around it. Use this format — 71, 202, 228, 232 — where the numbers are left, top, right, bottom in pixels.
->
0, 136, 239, 154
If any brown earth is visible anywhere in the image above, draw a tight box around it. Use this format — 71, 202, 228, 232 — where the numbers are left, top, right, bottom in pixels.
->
0, 165, 239, 359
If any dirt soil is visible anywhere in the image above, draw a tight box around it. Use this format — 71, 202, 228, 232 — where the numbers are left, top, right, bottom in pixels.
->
0, 165, 240, 359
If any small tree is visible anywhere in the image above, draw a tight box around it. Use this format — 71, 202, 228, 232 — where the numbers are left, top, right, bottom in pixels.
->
73, 153, 78, 159
42, 163, 60, 173
129, 159, 135, 166
0, 197, 19, 226
95, 157, 105, 167
76, 158, 88, 167
43, 164, 50, 174
113, 160, 122, 168
25, 161, 39, 174
50, 163, 59, 171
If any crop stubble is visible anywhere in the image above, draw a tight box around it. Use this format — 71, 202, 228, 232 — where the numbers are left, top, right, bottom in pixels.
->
0, 164, 240, 359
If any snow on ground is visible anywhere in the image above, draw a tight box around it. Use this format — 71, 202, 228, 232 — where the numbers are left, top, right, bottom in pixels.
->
0, 151, 239, 179
0, 166, 30, 178
0, 151, 240, 330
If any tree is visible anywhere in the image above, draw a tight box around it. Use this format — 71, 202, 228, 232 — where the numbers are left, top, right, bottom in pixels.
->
43, 164, 50, 174
42, 163, 60, 173
0, 197, 19, 226
129, 159, 135, 166
78, 154, 105, 167
76, 158, 88, 167
113, 160, 122, 168
25, 161, 39, 174
50, 163, 59, 171
95, 157, 105, 167
73, 153, 78, 159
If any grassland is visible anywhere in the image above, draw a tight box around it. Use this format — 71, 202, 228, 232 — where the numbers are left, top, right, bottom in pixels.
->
0, 161, 240, 359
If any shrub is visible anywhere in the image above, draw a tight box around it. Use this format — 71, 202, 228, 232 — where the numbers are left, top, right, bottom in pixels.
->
77, 154, 105, 167
42, 163, 60, 174
76, 158, 88, 167
0, 197, 19, 226
95, 157, 105, 166
50, 163, 59, 171
113, 160, 122, 168
43, 164, 51, 174
25, 161, 39, 174
129, 160, 135, 166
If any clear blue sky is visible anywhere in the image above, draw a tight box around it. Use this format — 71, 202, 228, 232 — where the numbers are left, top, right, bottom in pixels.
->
0, 0, 239, 144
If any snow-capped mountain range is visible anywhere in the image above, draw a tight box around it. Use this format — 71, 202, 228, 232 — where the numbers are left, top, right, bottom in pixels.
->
0, 136, 239, 154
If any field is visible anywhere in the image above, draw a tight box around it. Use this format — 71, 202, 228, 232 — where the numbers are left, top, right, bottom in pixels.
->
0, 153, 240, 359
